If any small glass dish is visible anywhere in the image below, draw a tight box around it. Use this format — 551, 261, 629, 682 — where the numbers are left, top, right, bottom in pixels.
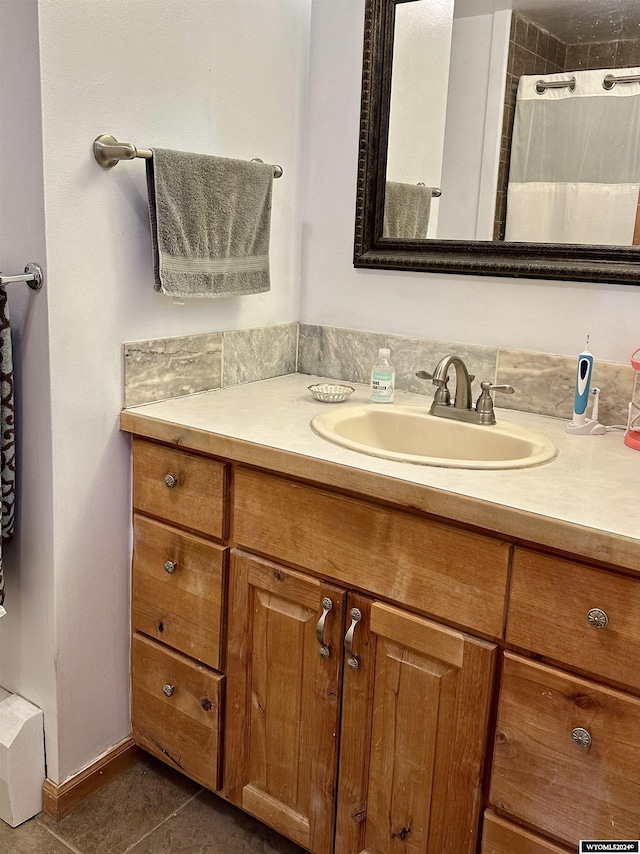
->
308, 383, 355, 403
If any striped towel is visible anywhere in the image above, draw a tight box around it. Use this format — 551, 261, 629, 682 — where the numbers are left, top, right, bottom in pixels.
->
0, 287, 15, 618
146, 149, 273, 298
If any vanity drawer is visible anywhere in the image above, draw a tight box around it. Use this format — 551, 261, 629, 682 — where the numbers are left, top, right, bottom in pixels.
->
132, 633, 224, 791
233, 467, 511, 637
490, 653, 640, 848
481, 811, 570, 854
132, 515, 227, 670
133, 438, 228, 540
507, 548, 640, 689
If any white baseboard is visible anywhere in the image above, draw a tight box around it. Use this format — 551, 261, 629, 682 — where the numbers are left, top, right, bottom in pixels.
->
0, 691, 45, 827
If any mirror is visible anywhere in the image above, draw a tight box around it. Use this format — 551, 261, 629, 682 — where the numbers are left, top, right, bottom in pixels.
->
355, 0, 640, 284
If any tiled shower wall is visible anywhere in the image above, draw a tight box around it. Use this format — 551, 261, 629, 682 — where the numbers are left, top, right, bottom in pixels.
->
494, 13, 640, 240
123, 322, 636, 428
494, 13, 565, 240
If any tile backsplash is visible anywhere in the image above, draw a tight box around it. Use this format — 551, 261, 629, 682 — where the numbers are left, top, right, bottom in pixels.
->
123, 322, 635, 427
123, 332, 223, 408
123, 323, 296, 408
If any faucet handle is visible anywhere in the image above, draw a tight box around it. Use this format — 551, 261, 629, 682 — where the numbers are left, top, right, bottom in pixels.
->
480, 382, 515, 395
416, 370, 476, 383
475, 382, 516, 425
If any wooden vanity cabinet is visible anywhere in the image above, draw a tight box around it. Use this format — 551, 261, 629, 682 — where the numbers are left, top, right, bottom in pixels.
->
224, 550, 496, 854
486, 548, 640, 852
490, 653, 640, 847
124, 434, 640, 854
481, 811, 572, 854
335, 595, 495, 854
132, 633, 224, 791
225, 551, 346, 854
130, 438, 230, 791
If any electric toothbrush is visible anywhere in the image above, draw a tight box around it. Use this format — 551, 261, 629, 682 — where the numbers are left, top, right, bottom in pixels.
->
566, 336, 606, 435
572, 337, 593, 426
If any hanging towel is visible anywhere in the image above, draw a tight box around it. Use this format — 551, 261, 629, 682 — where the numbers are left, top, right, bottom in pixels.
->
145, 149, 273, 298
0, 287, 15, 619
382, 181, 432, 239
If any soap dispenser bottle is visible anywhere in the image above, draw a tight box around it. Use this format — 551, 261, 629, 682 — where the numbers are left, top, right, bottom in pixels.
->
370, 348, 395, 403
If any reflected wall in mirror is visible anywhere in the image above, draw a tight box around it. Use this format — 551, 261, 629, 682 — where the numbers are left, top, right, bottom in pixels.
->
355, 0, 640, 283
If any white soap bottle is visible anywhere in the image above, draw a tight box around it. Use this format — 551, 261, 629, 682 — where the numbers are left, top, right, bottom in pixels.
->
370, 348, 395, 403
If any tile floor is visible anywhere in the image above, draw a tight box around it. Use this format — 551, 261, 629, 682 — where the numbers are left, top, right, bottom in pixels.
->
0, 756, 305, 854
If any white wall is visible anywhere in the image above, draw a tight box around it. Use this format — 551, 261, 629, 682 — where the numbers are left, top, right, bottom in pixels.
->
439, 9, 511, 240
386, 0, 455, 236
301, 0, 640, 364
0, 0, 57, 778
4, 0, 310, 784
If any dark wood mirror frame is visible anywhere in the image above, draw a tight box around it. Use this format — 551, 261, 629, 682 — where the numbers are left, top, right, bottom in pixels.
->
353, 0, 640, 285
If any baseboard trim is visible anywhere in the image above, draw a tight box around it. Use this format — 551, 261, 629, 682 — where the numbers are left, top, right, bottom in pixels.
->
42, 737, 144, 821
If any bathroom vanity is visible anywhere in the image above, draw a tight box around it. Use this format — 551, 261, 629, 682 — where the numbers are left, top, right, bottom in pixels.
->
120, 375, 640, 854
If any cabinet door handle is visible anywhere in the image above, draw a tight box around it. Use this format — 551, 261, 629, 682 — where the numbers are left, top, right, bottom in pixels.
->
587, 608, 608, 629
344, 607, 362, 671
164, 473, 177, 489
571, 727, 591, 748
164, 560, 177, 574
162, 684, 175, 697
316, 597, 333, 659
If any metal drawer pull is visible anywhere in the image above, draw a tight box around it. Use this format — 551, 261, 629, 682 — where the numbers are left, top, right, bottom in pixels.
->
164, 473, 177, 488
572, 727, 592, 748
316, 597, 333, 659
587, 608, 608, 629
344, 608, 362, 671
164, 560, 177, 574
162, 684, 175, 697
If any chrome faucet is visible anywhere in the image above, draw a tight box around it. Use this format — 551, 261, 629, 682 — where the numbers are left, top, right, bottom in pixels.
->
431, 355, 473, 411
416, 355, 515, 425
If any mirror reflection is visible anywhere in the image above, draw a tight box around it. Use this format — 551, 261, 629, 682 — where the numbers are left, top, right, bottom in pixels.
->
383, 0, 640, 246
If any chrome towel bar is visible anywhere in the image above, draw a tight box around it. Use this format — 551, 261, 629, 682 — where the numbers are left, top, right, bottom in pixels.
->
92, 134, 283, 177
416, 183, 442, 198
0, 263, 43, 291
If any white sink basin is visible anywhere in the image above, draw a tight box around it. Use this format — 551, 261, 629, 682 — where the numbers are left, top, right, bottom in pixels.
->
311, 404, 558, 469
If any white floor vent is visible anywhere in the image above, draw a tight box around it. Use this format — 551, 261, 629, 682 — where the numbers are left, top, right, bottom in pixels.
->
0, 687, 45, 827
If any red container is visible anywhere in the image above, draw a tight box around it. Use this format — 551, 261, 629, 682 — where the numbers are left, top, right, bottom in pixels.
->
624, 348, 640, 450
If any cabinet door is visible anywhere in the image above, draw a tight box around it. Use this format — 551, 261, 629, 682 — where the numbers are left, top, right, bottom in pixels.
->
224, 550, 346, 854
481, 811, 571, 854
336, 596, 496, 854
490, 653, 640, 847
132, 633, 224, 791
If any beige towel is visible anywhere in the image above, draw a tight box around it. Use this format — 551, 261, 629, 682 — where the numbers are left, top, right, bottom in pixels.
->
382, 181, 432, 239
146, 149, 273, 297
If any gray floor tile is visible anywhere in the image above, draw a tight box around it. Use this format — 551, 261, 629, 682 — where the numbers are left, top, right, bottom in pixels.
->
127, 789, 305, 854
0, 814, 78, 854
38, 756, 201, 854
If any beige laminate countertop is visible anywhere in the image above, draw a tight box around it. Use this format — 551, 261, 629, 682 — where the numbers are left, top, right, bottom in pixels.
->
120, 373, 640, 571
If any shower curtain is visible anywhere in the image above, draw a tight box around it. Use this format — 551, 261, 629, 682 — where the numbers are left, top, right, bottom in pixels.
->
505, 67, 640, 245
0, 287, 15, 619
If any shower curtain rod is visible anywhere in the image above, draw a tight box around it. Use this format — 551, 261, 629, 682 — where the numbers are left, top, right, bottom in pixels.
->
603, 72, 640, 90
0, 263, 43, 291
517, 72, 640, 96
534, 77, 576, 94
92, 134, 283, 177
